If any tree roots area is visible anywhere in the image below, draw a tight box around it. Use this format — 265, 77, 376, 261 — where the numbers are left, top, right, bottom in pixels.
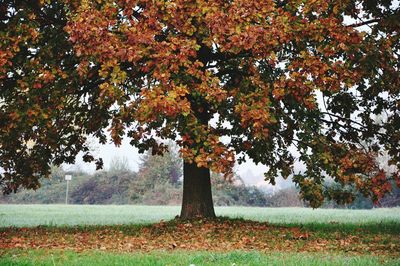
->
1, 218, 399, 265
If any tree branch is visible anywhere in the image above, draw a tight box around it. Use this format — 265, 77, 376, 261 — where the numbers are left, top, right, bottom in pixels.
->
346, 19, 380, 28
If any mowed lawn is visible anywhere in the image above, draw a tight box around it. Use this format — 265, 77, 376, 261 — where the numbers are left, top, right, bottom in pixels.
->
1, 205, 400, 265
1, 204, 399, 227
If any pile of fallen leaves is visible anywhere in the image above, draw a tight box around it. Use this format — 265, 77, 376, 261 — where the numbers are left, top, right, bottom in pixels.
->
0, 219, 398, 256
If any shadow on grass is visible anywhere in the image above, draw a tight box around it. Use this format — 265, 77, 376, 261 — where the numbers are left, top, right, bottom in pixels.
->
1, 216, 399, 235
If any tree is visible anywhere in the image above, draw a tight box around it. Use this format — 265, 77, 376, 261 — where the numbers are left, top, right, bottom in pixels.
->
137, 144, 182, 186
212, 173, 268, 207
109, 156, 131, 174
1, 0, 399, 219
129, 145, 182, 204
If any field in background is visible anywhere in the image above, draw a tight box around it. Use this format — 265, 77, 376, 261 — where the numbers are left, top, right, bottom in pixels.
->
1, 204, 399, 227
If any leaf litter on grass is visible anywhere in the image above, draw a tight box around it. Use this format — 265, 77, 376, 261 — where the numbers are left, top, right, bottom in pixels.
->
0, 218, 399, 257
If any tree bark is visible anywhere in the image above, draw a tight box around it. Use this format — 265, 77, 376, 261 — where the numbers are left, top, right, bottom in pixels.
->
180, 162, 216, 219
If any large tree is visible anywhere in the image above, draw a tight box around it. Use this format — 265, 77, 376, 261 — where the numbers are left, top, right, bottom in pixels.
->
0, 0, 399, 219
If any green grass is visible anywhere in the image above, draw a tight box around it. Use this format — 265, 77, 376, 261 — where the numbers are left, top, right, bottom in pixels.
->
0, 205, 179, 227
0, 205, 399, 228
1, 250, 399, 266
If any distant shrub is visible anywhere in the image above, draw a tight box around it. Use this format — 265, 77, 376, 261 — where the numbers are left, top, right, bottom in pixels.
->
71, 172, 136, 204
265, 187, 304, 207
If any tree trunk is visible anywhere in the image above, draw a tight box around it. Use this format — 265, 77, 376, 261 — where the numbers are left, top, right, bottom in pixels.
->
180, 162, 216, 219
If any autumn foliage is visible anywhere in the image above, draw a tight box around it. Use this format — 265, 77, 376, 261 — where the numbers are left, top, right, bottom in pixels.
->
0, 0, 399, 208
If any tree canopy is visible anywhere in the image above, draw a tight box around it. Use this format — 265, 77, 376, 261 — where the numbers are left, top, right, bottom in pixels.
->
0, 0, 399, 208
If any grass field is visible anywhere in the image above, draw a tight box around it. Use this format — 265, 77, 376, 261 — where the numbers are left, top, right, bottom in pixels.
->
1, 205, 399, 265
1, 204, 399, 227
2, 250, 400, 266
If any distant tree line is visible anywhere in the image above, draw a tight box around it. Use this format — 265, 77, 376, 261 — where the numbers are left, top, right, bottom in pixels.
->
0, 149, 269, 206
1, 149, 399, 208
